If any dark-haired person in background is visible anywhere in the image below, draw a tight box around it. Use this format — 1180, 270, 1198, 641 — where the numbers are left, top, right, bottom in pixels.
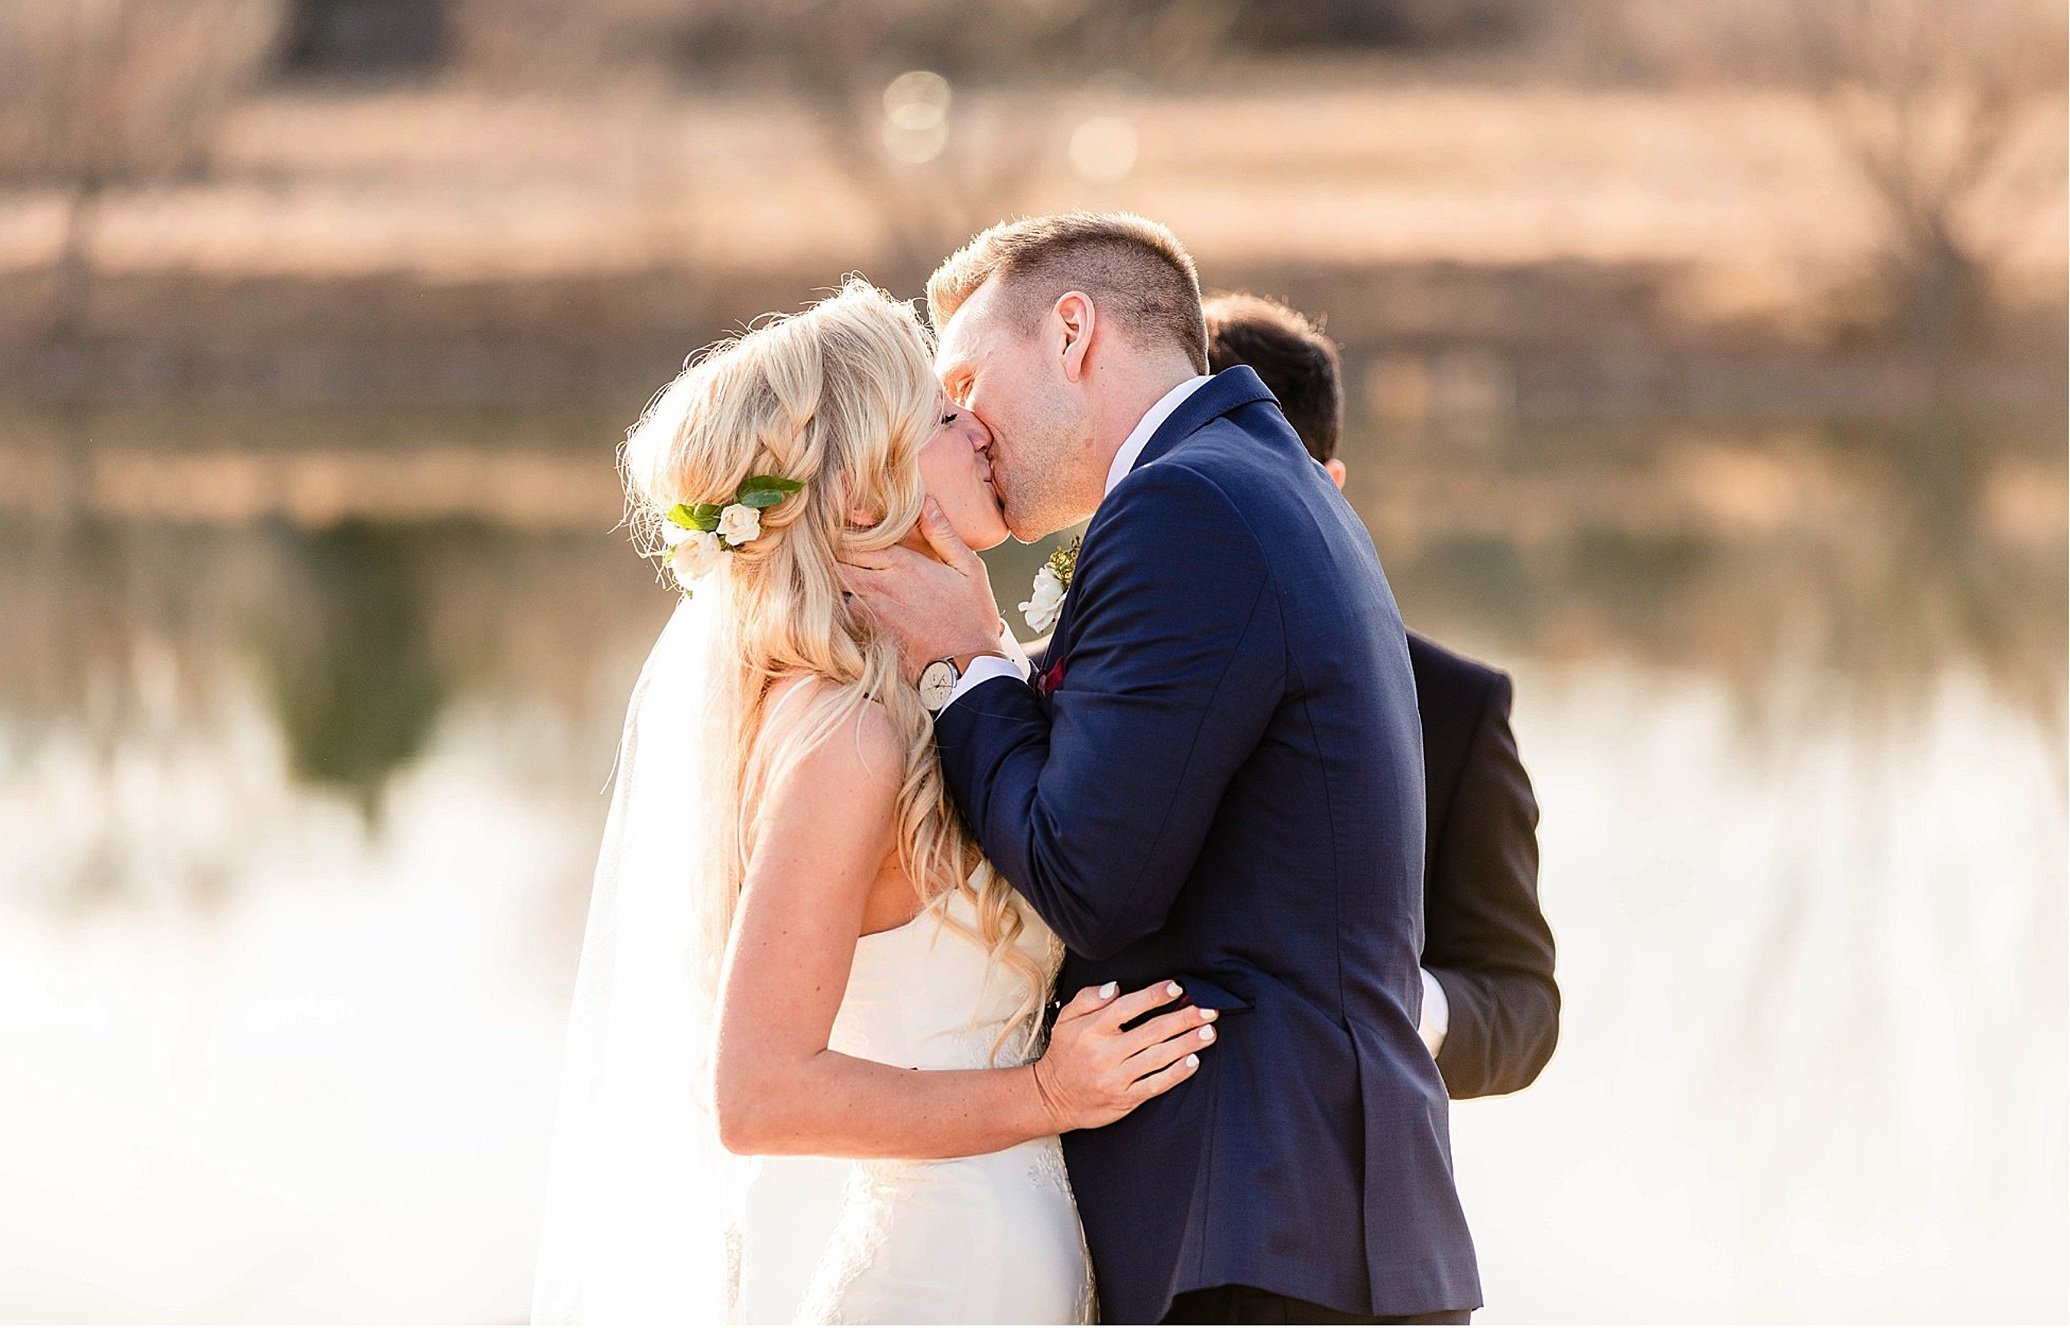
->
1204, 292, 1558, 1100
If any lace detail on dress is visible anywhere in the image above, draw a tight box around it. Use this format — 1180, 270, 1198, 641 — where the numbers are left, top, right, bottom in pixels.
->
947, 1018, 999, 1069
723, 1220, 745, 1318
795, 1166, 903, 1324
1025, 1135, 1072, 1198
1074, 1237, 1099, 1326
1037, 922, 1066, 982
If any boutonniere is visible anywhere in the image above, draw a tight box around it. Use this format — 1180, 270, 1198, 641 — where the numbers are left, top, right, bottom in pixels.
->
1019, 536, 1079, 633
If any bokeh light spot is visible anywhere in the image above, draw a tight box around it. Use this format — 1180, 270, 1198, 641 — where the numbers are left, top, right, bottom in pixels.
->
1068, 114, 1138, 183
882, 70, 951, 131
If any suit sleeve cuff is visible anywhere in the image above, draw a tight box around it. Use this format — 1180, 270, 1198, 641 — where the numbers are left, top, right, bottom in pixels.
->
1419, 967, 1450, 1057
939, 653, 1028, 712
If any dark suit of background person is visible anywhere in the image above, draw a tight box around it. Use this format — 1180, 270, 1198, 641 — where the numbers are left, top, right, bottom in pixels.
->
1203, 292, 1558, 1101
1406, 633, 1556, 1097
936, 367, 1482, 1326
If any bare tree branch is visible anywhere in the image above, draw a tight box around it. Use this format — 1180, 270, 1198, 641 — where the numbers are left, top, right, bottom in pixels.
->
0, 0, 284, 343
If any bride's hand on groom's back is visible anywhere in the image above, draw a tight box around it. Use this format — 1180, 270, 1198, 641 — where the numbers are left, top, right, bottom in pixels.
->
1030, 980, 1218, 1132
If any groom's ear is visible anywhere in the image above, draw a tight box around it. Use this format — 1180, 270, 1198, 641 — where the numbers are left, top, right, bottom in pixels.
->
1053, 291, 1095, 384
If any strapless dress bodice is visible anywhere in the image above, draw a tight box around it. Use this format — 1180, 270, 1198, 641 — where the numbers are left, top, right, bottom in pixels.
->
827, 884, 1064, 1073
757, 883, 1094, 1324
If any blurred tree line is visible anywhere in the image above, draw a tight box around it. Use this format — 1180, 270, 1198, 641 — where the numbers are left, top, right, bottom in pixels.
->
0, 0, 279, 342
277, 0, 1539, 76
1605, 0, 2067, 351
0, 0, 2061, 354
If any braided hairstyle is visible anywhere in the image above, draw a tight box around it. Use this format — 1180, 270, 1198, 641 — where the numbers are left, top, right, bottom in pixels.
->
620, 279, 1049, 1061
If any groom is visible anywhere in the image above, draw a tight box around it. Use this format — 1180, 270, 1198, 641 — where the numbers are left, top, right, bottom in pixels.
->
845, 212, 1480, 1325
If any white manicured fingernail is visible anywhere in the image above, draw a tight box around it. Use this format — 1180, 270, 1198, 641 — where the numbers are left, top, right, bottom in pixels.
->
1185, 1053, 1199, 1068
1165, 982, 1183, 998
1098, 982, 1118, 999
1198, 1026, 1215, 1041
1200, 1008, 1219, 1022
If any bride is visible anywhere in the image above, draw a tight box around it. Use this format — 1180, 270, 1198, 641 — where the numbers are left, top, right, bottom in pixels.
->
531, 280, 1218, 1324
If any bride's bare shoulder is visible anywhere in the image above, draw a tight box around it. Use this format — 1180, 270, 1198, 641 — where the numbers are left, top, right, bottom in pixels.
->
758, 675, 904, 791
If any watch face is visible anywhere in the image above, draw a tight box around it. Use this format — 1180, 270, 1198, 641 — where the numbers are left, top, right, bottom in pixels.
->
919, 660, 957, 711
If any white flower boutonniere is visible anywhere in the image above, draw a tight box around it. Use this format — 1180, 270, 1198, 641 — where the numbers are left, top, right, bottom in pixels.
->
1019, 536, 1079, 633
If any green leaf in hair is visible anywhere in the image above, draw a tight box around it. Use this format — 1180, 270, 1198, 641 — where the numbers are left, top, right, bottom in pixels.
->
736, 475, 805, 507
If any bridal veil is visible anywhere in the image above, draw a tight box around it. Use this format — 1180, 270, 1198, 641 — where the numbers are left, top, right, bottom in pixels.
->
532, 592, 755, 1323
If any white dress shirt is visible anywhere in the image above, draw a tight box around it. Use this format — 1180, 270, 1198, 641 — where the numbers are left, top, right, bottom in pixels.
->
932, 374, 1451, 1058
1420, 967, 1450, 1057
1101, 374, 1213, 498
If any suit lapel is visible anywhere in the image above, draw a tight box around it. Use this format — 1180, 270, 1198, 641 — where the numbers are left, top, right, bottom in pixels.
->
1038, 367, 1279, 678
1127, 365, 1276, 478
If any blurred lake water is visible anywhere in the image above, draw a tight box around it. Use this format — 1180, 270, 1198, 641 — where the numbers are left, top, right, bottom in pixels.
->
0, 403, 2063, 1322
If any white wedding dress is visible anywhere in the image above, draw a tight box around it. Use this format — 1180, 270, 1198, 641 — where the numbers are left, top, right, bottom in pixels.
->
750, 886, 1096, 1325
534, 600, 1090, 1325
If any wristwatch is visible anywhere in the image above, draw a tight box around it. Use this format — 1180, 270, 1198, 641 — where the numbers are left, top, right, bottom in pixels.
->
918, 657, 962, 714
919, 650, 1004, 715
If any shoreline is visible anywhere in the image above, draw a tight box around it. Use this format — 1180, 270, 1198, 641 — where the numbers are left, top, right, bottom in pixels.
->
3, 257, 2060, 415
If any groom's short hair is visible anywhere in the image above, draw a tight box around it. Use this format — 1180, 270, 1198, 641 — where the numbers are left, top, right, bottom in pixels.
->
928, 212, 1209, 373
1202, 292, 1342, 464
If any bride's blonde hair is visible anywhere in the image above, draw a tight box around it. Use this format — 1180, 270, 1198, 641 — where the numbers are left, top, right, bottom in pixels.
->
621, 279, 1047, 1059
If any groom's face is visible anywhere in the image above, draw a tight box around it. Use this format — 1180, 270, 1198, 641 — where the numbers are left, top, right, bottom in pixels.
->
935, 279, 1090, 543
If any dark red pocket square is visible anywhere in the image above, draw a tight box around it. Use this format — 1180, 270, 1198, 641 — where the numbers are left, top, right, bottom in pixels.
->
1037, 657, 1066, 698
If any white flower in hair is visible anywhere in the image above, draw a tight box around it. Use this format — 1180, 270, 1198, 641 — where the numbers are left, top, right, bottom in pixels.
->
657, 475, 802, 595
716, 503, 762, 547
669, 530, 724, 585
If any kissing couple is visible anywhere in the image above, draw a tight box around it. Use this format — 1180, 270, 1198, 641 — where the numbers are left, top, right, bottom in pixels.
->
533, 213, 1483, 1325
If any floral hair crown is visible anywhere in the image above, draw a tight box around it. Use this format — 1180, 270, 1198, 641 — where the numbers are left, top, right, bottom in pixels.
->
658, 474, 804, 590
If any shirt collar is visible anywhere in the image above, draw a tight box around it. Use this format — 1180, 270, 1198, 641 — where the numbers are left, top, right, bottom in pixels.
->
1103, 375, 1213, 498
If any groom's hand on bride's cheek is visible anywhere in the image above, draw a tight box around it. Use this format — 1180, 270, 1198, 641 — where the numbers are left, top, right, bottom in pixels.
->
841, 500, 1002, 680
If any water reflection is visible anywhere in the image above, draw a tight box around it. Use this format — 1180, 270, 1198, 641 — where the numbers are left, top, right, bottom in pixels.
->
0, 406, 2062, 1321
3, 406, 2060, 820
1371, 415, 2067, 743
261, 521, 446, 817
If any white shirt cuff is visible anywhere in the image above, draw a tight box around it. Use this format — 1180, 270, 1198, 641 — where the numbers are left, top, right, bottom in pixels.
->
996, 630, 1034, 680
940, 653, 1028, 711
1418, 967, 1450, 1058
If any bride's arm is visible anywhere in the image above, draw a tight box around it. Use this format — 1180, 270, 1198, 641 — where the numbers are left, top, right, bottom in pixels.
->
710, 697, 1215, 1160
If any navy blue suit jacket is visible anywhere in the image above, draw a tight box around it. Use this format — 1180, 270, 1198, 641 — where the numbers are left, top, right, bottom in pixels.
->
935, 368, 1481, 1323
